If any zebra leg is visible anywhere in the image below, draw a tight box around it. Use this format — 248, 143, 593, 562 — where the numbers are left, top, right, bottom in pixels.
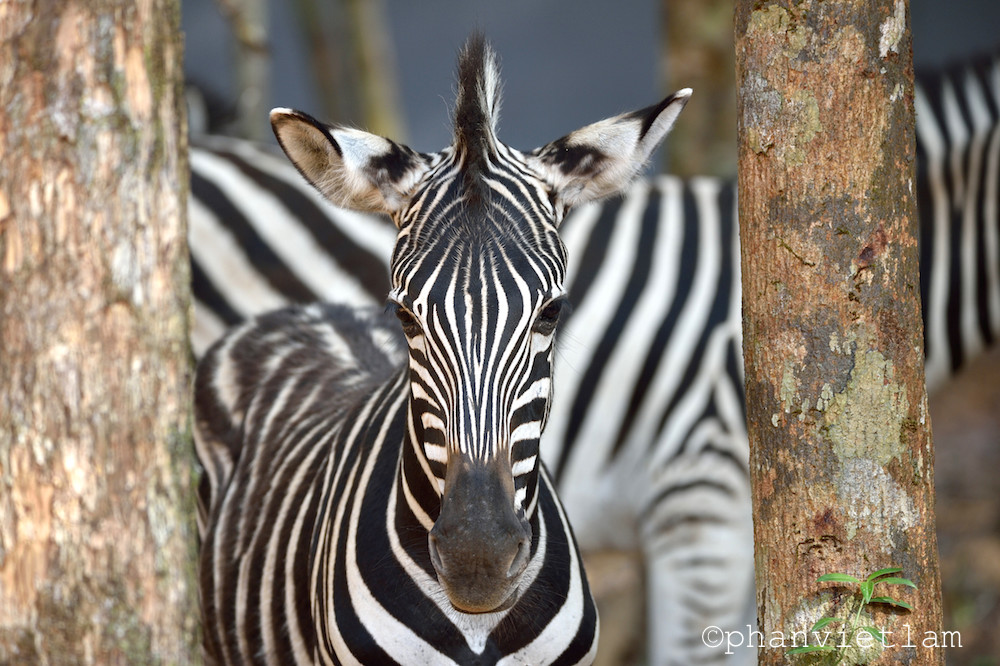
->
640, 434, 756, 666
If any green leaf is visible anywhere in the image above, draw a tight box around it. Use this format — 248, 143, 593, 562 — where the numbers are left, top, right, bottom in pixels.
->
861, 626, 886, 644
810, 617, 840, 632
870, 595, 913, 610
817, 572, 860, 585
877, 576, 918, 589
860, 580, 875, 604
787, 645, 838, 655
867, 567, 903, 582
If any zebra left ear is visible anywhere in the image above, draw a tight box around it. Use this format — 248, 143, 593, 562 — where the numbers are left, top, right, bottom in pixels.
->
528, 88, 692, 209
270, 108, 431, 219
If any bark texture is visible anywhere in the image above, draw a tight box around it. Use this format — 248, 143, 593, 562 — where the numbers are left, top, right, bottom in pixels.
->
0, 1, 198, 662
735, 0, 944, 663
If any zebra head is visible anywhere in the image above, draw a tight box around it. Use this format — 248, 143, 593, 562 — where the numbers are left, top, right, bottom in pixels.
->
271, 34, 690, 615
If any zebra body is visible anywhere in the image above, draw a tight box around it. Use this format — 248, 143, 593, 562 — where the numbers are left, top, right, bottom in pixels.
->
915, 53, 1000, 387
196, 304, 596, 664
192, 51, 1000, 665
550, 175, 750, 663
195, 35, 692, 664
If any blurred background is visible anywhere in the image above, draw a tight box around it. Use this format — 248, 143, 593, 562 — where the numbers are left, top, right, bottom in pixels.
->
182, 0, 1000, 174
181, 1, 1000, 663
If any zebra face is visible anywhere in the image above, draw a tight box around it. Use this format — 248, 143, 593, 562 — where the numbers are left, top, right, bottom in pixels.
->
270, 34, 691, 615
387, 190, 568, 612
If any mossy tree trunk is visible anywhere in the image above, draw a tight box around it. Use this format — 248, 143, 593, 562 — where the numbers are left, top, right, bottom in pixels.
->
735, 1, 944, 664
0, 1, 199, 662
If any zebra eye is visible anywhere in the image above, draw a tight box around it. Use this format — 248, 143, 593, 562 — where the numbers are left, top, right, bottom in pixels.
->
533, 300, 563, 336
395, 308, 422, 337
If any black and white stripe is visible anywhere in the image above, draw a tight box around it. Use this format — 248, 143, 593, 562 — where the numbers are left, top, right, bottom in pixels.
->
916, 51, 1000, 388
195, 35, 692, 665
550, 175, 749, 665
188, 135, 394, 353
192, 51, 1000, 666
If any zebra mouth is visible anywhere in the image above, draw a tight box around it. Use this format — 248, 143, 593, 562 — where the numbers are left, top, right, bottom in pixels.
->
449, 588, 519, 615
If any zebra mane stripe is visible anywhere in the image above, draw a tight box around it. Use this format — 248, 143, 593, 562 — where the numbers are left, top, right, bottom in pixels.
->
453, 33, 502, 168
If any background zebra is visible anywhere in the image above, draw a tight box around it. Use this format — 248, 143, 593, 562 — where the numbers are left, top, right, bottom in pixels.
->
195, 36, 694, 664
190, 52, 1000, 665
915, 52, 1000, 388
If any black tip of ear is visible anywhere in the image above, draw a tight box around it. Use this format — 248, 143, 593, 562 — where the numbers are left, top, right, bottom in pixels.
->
631, 88, 693, 141
270, 108, 342, 158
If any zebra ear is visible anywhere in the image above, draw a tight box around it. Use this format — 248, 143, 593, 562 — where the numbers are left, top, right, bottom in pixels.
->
270, 108, 430, 218
528, 88, 692, 208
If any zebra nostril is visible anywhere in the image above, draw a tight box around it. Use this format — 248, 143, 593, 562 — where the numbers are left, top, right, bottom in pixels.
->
428, 534, 445, 574
507, 537, 530, 579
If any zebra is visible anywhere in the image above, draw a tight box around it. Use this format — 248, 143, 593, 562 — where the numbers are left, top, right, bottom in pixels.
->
190, 50, 1000, 665
194, 34, 694, 664
915, 51, 1000, 388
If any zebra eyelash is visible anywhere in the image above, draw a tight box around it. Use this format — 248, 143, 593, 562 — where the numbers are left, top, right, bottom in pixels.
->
532, 297, 570, 336
385, 300, 423, 338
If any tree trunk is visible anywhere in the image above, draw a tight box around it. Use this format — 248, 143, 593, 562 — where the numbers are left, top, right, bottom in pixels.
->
343, 0, 406, 141
292, 0, 406, 142
735, 1, 944, 664
0, 1, 199, 663
215, 0, 271, 141
660, 0, 736, 177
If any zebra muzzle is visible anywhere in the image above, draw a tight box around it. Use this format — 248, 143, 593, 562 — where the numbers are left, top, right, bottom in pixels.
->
428, 456, 532, 613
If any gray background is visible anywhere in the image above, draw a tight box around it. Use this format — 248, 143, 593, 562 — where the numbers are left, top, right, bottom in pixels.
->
181, 0, 1000, 152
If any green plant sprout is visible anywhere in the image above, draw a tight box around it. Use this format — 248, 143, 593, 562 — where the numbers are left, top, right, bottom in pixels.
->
788, 567, 917, 664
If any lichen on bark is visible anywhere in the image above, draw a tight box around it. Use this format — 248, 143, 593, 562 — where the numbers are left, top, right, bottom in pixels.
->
825, 346, 909, 465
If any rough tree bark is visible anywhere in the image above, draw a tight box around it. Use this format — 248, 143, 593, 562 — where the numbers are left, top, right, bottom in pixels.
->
0, 1, 199, 662
736, 0, 944, 664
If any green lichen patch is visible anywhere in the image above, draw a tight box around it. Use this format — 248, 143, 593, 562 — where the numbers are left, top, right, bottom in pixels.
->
780, 358, 800, 414
747, 4, 804, 61
785, 90, 822, 166
749, 4, 792, 36
824, 348, 908, 465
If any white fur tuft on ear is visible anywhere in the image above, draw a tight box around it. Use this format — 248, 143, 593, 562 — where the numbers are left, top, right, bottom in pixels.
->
270, 108, 432, 220
527, 88, 692, 208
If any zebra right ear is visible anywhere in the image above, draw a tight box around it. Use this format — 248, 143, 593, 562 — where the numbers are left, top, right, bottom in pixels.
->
527, 89, 692, 208
270, 108, 431, 219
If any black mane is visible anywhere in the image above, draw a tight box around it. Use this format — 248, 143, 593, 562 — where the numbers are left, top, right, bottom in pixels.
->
453, 33, 501, 174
